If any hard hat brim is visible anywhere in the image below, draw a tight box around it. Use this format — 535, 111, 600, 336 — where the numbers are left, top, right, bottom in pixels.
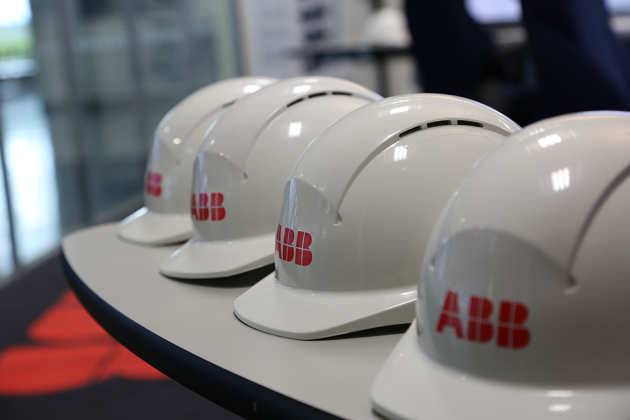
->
233, 272, 415, 340
118, 207, 192, 245
371, 320, 629, 420
159, 233, 275, 279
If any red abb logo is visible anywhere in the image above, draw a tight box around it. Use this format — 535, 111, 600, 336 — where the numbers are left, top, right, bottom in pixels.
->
191, 193, 225, 221
436, 290, 530, 349
145, 171, 162, 197
276, 225, 312, 266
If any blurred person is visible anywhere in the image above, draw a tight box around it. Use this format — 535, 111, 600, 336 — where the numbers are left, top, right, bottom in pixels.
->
405, 0, 630, 123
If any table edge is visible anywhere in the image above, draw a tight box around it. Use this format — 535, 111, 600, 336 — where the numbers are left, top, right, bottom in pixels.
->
61, 247, 340, 420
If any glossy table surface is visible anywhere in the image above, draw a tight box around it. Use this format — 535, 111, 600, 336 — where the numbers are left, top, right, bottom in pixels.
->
62, 223, 408, 419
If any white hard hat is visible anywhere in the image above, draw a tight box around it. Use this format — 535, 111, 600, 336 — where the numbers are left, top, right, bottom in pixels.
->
233, 94, 520, 340
118, 77, 276, 245
371, 112, 630, 420
159, 76, 381, 278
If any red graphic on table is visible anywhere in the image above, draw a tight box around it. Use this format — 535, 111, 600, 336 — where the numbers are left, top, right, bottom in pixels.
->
191, 192, 225, 221
146, 171, 162, 197
436, 289, 530, 349
0, 291, 165, 396
276, 225, 312, 266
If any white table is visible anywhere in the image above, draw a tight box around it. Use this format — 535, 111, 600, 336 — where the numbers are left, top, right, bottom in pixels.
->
62, 223, 407, 419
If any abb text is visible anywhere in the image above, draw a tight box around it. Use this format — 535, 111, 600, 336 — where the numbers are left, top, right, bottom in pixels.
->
146, 171, 162, 197
191, 193, 225, 221
436, 290, 530, 349
276, 225, 312, 266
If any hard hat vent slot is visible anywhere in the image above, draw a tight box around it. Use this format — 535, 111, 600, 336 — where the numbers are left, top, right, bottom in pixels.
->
286, 97, 305, 108
285, 91, 358, 110
399, 119, 493, 139
427, 120, 452, 128
333, 116, 510, 214
457, 119, 483, 128
399, 125, 424, 138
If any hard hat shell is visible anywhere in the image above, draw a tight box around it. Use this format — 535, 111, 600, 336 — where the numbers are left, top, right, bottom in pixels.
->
118, 77, 276, 245
159, 76, 381, 278
372, 112, 630, 420
234, 94, 520, 340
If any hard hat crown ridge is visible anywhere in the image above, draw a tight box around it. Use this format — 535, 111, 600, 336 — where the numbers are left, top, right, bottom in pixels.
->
151, 77, 272, 159
202, 76, 382, 173
293, 93, 520, 215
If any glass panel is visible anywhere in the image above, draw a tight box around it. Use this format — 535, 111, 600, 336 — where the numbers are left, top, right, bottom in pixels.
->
0, 0, 241, 282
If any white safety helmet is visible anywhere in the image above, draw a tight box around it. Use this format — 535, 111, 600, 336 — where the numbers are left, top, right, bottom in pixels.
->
159, 77, 381, 278
233, 94, 520, 340
372, 112, 630, 420
119, 77, 276, 245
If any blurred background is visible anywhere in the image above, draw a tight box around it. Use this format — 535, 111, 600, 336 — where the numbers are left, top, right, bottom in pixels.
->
2, 0, 630, 418
3, 0, 630, 286
0, 0, 406, 286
